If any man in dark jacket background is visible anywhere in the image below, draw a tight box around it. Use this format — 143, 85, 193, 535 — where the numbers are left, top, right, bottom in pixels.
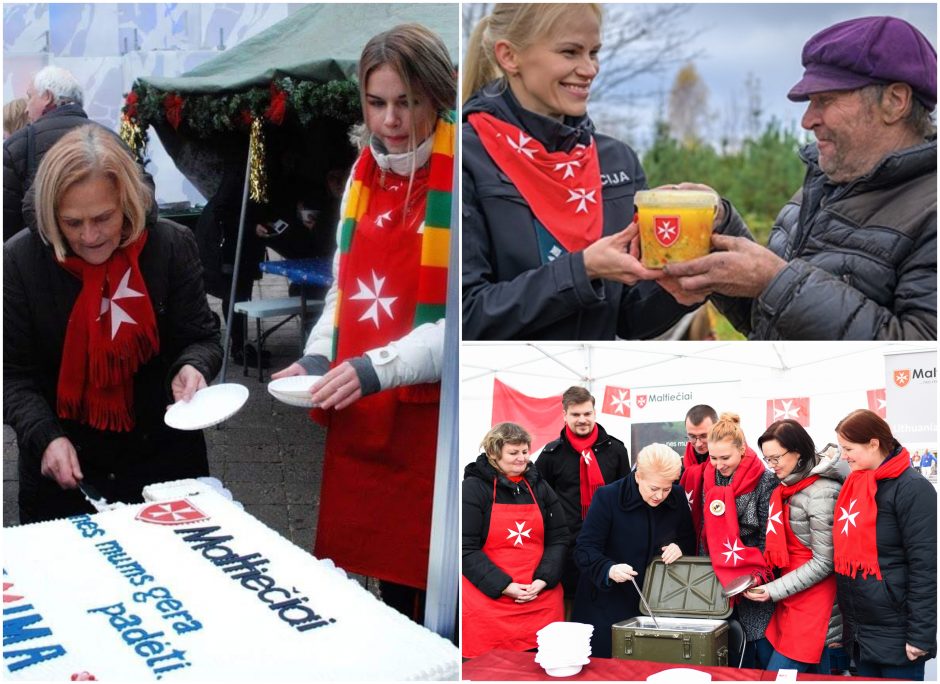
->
535, 386, 631, 615
3, 66, 99, 241
663, 16, 937, 340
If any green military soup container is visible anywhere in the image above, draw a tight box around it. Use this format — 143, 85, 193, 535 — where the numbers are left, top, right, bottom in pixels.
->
611, 557, 732, 666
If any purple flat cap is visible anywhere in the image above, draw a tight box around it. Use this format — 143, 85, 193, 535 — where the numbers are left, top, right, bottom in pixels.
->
788, 16, 937, 110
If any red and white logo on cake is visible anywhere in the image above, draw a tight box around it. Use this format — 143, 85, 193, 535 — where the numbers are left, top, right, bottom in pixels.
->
136, 499, 208, 525
653, 216, 680, 247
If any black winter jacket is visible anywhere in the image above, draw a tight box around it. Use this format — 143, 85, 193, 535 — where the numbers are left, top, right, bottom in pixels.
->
4, 216, 222, 522
535, 424, 632, 596
714, 139, 936, 340
3, 104, 95, 241
836, 449, 937, 666
572, 474, 696, 658
462, 454, 570, 599
462, 84, 695, 340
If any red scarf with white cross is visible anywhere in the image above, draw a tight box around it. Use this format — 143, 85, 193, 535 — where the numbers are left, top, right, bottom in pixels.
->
468, 112, 602, 253
56, 232, 159, 432
832, 450, 910, 580
701, 451, 773, 589
565, 424, 605, 519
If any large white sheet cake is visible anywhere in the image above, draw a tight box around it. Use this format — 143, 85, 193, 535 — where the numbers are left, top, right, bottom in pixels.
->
3, 480, 458, 681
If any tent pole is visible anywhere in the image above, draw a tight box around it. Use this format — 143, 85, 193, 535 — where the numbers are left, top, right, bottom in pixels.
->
422, 139, 459, 642
219, 148, 252, 384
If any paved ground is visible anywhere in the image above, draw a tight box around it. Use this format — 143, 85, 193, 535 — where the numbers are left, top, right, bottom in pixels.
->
3, 271, 328, 554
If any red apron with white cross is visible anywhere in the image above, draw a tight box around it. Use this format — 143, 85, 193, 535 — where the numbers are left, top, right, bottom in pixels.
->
313, 167, 441, 589
461, 477, 564, 657
764, 511, 837, 663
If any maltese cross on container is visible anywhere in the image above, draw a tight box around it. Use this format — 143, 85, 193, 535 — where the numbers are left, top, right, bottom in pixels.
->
136, 499, 209, 525
507, 521, 533, 547
653, 216, 680, 247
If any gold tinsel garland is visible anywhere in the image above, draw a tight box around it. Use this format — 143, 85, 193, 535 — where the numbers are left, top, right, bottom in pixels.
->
118, 117, 145, 163
248, 118, 268, 203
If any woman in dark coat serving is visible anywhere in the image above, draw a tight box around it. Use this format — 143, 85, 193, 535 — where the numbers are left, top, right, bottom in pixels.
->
462, 422, 569, 657
4, 126, 222, 523
833, 409, 936, 681
572, 443, 696, 658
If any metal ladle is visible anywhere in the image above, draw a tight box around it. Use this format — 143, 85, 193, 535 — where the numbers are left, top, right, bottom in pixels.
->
629, 576, 660, 629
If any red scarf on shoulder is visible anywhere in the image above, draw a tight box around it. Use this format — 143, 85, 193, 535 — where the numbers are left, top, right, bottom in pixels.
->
57, 232, 159, 432
764, 475, 820, 568
565, 424, 606, 519
683, 443, 759, 541
701, 451, 773, 588
468, 111, 602, 253
833, 449, 911, 580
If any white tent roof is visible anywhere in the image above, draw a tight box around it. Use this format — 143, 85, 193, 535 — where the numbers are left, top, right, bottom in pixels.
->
460, 342, 937, 466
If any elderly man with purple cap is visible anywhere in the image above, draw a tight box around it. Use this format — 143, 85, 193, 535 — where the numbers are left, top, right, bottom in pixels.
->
661, 16, 936, 341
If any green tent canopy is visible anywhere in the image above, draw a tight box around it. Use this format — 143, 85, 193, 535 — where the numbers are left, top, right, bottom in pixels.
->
127, 3, 458, 199
143, 3, 458, 94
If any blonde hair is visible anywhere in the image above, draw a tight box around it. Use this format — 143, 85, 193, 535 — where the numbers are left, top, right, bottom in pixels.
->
481, 422, 531, 470
462, 3, 603, 103
636, 443, 682, 482
708, 412, 746, 451
34, 125, 151, 262
3, 98, 28, 137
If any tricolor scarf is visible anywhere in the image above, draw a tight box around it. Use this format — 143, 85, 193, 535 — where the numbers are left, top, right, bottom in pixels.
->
701, 451, 773, 589
565, 425, 606, 519
833, 449, 911, 580
764, 475, 820, 568
57, 232, 159, 432
331, 113, 454, 360
468, 111, 602, 254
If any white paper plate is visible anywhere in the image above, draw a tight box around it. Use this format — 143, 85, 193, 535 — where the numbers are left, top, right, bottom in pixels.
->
165, 383, 249, 430
647, 668, 711, 682
268, 387, 318, 409
268, 375, 321, 397
543, 664, 583, 677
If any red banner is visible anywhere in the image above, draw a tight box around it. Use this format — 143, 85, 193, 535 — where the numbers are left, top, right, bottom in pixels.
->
866, 388, 887, 418
601, 385, 631, 417
491, 378, 562, 454
766, 397, 810, 427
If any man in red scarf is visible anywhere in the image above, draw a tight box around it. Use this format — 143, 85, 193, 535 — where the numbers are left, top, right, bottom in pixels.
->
679, 405, 718, 533
535, 387, 631, 614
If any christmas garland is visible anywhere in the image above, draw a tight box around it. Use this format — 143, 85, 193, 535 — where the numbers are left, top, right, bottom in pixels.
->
119, 76, 361, 202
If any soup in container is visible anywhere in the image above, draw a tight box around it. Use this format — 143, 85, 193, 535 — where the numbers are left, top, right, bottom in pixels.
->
634, 189, 719, 269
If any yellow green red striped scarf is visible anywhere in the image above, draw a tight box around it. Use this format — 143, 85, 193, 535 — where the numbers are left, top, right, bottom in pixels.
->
332, 112, 454, 358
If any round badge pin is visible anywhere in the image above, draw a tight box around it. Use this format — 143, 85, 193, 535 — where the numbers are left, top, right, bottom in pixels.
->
709, 499, 726, 516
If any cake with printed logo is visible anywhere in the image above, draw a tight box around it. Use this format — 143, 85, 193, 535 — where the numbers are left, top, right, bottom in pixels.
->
3, 481, 458, 681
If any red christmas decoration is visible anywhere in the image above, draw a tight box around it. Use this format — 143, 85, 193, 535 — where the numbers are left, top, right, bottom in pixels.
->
163, 93, 184, 130
264, 83, 288, 125
124, 91, 138, 120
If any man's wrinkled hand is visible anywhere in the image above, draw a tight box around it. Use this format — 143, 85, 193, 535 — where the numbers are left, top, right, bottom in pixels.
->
663, 234, 786, 298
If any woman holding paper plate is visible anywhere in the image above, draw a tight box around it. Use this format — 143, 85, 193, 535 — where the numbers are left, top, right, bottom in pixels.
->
270, 23, 455, 622
3, 125, 222, 523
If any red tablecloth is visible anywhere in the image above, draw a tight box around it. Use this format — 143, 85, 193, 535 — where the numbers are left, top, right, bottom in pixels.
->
462, 649, 885, 681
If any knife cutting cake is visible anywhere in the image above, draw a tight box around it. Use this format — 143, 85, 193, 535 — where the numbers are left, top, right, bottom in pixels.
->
3, 480, 458, 681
